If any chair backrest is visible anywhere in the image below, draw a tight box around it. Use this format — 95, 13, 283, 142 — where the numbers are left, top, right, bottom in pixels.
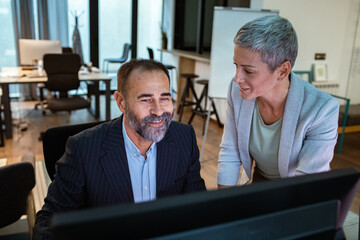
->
121, 43, 132, 60
0, 161, 35, 228
62, 47, 73, 54
43, 53, 81, 92
147, 47, 154, 60
42, 121, 104, 180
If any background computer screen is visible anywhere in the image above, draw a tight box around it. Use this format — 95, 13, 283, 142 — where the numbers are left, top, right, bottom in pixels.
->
51, 168, 360, 240
18, 39, 62, 66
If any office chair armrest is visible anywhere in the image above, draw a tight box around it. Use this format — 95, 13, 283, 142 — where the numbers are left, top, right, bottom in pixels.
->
20, 152, 36, 238
21, 152, 36, 168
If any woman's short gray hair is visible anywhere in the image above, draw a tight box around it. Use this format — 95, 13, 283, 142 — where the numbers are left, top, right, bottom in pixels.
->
233, 15, 298, 72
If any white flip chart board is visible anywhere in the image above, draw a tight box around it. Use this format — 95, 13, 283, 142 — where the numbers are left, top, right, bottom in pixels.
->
209, 7, 278, 99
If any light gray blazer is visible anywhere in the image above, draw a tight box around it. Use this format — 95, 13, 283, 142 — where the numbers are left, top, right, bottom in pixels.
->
217, 72, 339, 185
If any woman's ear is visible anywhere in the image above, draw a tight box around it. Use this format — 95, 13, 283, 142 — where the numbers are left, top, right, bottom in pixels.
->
114, 91, 126, 112
278, 61, 291, 80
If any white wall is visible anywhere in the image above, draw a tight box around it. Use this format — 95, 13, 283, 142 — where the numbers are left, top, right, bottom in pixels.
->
347, 4, 360, 103
263, 0, 360, 101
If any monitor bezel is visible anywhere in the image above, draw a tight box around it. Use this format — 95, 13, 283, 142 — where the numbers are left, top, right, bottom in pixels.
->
51, 168, 360, 240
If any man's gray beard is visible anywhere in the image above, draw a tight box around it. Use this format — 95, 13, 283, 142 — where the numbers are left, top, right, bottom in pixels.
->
126, 108, 174, 143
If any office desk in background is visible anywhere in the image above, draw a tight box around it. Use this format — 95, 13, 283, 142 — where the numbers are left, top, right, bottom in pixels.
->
0, 68, 112, 139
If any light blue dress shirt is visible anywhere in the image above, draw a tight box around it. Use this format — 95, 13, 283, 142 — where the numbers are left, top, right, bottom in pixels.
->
122, 120, 157, 203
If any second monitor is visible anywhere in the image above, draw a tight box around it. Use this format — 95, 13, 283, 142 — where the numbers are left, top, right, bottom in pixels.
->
18, 39, 62, 66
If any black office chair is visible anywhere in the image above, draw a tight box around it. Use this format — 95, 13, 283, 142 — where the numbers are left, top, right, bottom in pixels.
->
42, 53, 90, 114
147, 47, 155, 60
147, 47, 177, 100
0, 86, 4, 147
35, 48, 74, 111
42, 121, 104, 180
61, 47, 73, 54
0, 153, 36, 239
103, 43, 131, 74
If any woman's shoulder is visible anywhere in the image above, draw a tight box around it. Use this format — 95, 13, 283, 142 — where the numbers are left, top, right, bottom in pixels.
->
291, 73, 337, 106
289, 75, 339, 123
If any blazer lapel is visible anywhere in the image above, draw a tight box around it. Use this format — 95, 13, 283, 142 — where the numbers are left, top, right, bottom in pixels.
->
237, 97, 255, 178
100, 116, 134, 203
156, 126, 177, 198
278, 73, 303, 177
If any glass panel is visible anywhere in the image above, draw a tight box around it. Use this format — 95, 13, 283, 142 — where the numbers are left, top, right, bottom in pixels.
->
137, 0, 163, 60
0, 0, 16, 68
99, 0, 131, 92
0, 0, 19, 98
99, 0, 131, 74
48, 1, 69, 46
68, 0, 90, 65
33, 0, 39, 40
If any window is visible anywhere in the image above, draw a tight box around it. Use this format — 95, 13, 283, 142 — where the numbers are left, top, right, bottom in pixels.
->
99, 0, 131, 90
137, 0, 163, 60
0, 0, 18, 97
0, 0, 17, 68
68, 0, 90, 65
99, 0, 131, 74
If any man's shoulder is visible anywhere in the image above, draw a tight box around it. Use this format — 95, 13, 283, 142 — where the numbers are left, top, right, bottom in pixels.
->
165, 121, 195, 140
163, 121, 196, 147
71, 118, 121, 142
168, 120, 193, 132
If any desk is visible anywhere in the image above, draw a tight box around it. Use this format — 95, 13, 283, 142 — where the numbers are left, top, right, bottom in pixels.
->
0, 69, 111, 139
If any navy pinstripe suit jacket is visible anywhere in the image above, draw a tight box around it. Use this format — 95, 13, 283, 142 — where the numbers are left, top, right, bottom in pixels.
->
33, 116, 206, 239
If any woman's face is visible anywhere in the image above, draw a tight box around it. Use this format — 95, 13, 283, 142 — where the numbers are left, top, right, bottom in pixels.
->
233, 45, 280, 100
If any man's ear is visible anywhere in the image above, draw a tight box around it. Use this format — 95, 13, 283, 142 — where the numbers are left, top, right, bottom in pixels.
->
114, 91, 126, 112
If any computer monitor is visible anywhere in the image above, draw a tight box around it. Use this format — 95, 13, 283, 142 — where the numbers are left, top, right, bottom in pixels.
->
18, 39, 62, 66
51, 168, 360, 240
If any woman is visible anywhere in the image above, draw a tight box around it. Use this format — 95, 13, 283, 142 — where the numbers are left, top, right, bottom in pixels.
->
217, 15, 339, 186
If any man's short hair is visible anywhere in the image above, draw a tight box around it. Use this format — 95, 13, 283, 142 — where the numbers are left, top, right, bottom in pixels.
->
117, 59, 170, 98
233, 15, 298, 72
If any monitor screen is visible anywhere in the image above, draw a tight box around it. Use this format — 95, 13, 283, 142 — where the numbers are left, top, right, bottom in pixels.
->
18, 39, 62, 66
51, 168, 360, 240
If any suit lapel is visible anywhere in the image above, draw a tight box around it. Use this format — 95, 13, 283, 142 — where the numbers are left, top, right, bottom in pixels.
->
278, 73, 303, 177
156, 125, 177, 198
99, 116, 134, 203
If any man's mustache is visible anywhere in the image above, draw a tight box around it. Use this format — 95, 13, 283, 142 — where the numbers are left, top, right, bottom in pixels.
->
142, 112, 173, 124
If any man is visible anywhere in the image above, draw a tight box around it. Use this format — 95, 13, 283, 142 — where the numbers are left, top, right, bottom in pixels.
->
33, 59, 206, 239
